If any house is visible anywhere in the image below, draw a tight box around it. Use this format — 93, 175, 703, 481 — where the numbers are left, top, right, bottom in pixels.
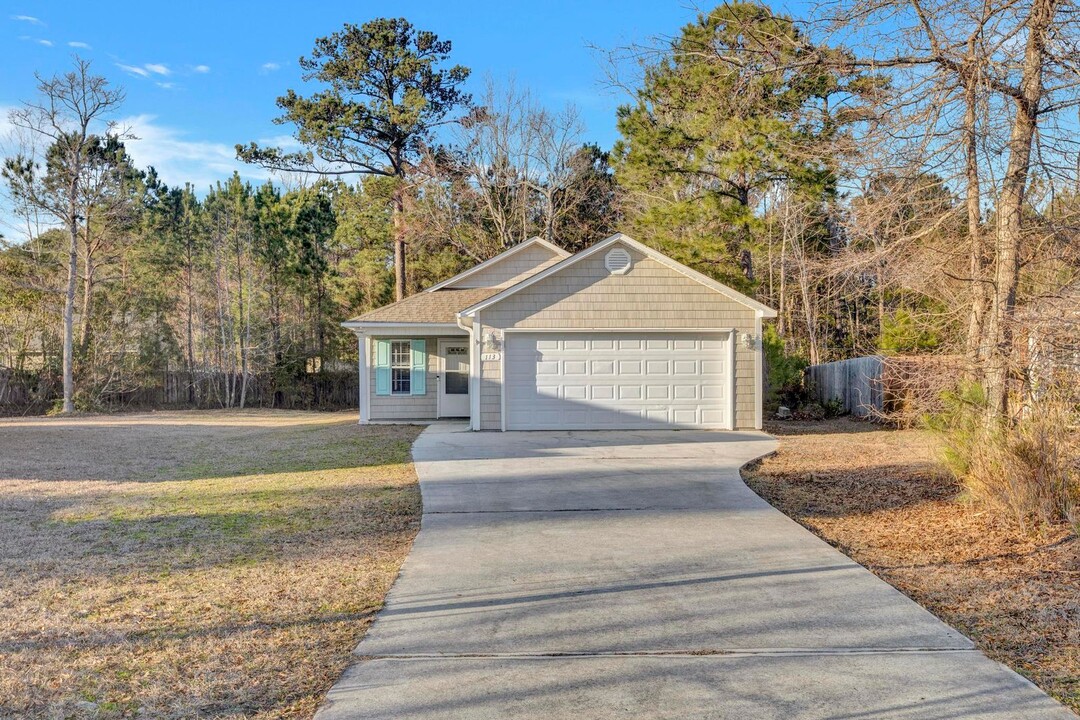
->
341, 233, 777, 431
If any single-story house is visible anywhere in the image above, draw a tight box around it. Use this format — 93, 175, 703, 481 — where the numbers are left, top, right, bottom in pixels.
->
341, 233, 776, 431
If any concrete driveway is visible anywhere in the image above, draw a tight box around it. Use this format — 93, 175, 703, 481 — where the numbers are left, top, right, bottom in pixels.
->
316, 424, 1074, 719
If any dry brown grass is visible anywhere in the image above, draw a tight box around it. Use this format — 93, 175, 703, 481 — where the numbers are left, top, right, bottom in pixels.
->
743, 418, 1079, 715
0, 410, 423, 720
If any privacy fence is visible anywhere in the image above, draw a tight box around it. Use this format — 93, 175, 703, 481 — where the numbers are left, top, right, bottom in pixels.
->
807, 355, 963, 422
0, 367, 359, 415
806, 356, 885, 417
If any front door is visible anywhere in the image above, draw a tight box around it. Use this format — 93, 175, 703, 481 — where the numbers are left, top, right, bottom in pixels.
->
438, 340, 470, 418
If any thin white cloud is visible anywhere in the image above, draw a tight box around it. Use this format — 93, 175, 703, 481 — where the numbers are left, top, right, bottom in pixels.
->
116, 63, 171, 79
260, 62, 281, 73
117, 63, 150, 78
11, 15, 44, 26
118, 114, 275, 191
193, 64, 210, 74
155, 82, 175, 90
68, 41, 92, 49
36, 39, 53, 47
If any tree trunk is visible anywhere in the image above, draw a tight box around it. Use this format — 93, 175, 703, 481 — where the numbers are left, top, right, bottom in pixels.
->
778, 233, 787, 337
235, 221, 249, 410
62, 219, 77, 413
963, 74, 989, 366
876, 261, 886, 340
983, 0, 1056, 419
392, 185, 407, 301
185, 242, 196, 405
79, 251, 94, 358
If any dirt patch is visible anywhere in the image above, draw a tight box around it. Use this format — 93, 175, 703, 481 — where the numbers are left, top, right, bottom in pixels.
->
0, 410, 424, 719
743, 417, 1079, 715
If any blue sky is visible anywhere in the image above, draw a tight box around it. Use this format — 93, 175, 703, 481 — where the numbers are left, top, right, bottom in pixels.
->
1, 1, 726, 197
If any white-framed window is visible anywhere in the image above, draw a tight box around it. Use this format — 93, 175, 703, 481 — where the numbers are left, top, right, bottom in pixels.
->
391, 340, 412, 394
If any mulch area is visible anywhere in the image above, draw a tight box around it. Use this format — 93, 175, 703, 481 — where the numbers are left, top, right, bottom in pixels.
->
742, 417, 1079, 714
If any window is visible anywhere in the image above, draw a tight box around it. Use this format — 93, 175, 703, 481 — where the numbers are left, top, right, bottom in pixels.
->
391, 340, 412, 394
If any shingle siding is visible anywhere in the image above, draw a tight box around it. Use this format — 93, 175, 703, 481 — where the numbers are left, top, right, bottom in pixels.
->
476, 243, 762, 430
367, 336, 441, 420
448, 244, 565, 289
479, 354, 502, 430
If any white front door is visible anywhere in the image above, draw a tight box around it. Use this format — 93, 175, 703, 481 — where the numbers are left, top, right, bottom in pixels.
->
504, 332, 733, 430
438, 339, 471, 418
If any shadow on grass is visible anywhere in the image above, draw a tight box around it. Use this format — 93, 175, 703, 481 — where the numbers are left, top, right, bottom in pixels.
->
0, 479, 422, 575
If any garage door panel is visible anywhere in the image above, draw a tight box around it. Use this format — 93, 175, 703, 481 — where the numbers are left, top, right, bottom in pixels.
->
563, 360, 587, 375
673, 408, 699, 424
673, 360, 697, 375
591, 360, 614, 375
591, 385, 615, 400
646, 385, 670, 399
674, 384, 698, 399
505, 332, 732, 430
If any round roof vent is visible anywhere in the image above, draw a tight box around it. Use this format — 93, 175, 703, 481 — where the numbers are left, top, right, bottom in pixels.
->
605, 247, 632, 275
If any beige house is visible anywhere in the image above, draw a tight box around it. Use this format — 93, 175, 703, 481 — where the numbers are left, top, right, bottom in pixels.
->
342, 233, 776, 431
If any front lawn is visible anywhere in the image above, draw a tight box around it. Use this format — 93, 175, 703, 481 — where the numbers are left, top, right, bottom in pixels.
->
743, 418, 1079, 715
0, 410, 423, 719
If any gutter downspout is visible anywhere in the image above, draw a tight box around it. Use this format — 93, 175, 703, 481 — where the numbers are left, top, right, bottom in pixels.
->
456, 313, 480, 431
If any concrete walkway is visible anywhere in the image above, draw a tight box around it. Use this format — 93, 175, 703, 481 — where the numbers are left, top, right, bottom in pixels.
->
316, 423, 1074, 719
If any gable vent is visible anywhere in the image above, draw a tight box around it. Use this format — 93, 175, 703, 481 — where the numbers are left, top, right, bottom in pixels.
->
604, 247, 632, 275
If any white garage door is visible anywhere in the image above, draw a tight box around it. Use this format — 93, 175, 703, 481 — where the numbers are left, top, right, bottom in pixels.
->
504, 332, 732, 430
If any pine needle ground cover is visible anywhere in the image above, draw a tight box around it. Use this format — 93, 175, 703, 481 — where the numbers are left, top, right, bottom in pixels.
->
0, 410, 422, 719
743, 418, 1079, 714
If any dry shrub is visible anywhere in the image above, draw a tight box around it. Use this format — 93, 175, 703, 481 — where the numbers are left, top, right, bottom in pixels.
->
880, 355, 967, 427
932, 383, 1078, 534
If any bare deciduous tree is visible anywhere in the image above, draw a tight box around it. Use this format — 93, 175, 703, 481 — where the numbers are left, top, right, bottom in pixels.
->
3, 58, 124, 412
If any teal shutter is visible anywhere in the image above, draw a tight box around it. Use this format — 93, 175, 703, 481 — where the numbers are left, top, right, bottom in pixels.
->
411, 339, 427, 395
374, 340, 390, 396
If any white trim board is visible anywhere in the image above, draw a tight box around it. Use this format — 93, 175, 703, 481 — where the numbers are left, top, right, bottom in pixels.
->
357, 334, 370, 424
342, 322, 467, 336
502, 327, 738, 334
425, 237, 571, 292
458, 233, 777, 319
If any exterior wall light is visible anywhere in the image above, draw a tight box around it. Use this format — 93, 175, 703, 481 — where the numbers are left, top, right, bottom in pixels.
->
483, 330, 503, 352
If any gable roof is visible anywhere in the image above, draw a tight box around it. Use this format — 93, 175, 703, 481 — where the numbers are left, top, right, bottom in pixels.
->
344, 287, 501, 325
458, 233, 778, 318
424, 237, 570, 292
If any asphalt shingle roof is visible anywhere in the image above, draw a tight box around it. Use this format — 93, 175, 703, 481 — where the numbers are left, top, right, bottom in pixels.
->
348, 287, 502, 324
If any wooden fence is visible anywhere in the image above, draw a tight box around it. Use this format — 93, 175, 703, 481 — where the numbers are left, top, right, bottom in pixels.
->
0, 368, 359, 415
807, 355, 966, 421
806, 356, 885, 417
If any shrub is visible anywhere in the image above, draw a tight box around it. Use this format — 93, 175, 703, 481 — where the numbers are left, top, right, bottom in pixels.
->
763, 325, 809, 410
822, 396, 846, 418
928, 383, 1078, 534
879, 308, 943, 353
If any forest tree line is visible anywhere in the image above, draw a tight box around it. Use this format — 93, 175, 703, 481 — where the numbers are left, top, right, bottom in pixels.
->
2, 3, 1078, 421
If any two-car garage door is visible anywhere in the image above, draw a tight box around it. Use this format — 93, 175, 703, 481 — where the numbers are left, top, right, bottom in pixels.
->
504, 332, 733, 430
